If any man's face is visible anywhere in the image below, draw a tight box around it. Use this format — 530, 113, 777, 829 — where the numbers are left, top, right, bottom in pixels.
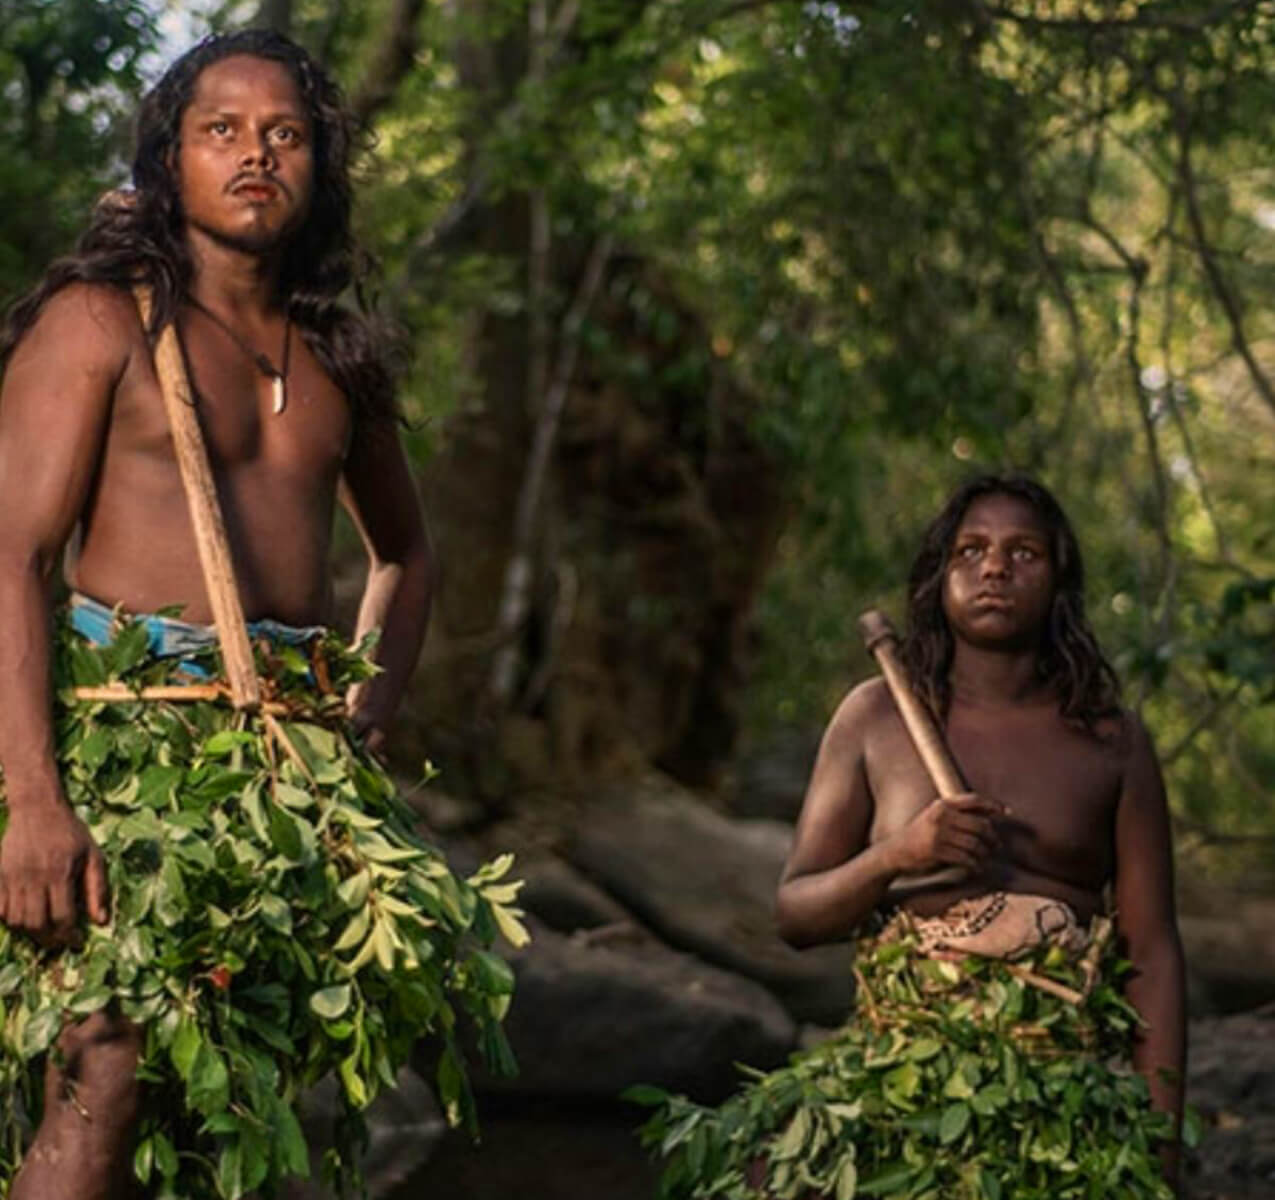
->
941, 492, 1056, 651
177, 54, 314, 256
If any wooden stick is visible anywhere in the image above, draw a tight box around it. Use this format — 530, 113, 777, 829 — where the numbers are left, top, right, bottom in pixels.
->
70, 684, 296, 716
1004, 962, 1085, 1006
134, 288, 261, 711
858, 609, 967, 893
858, 610, 965, 797
73, 684, 227, 703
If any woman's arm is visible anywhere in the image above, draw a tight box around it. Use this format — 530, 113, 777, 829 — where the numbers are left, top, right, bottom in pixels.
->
776, 680, 1000, 946
1112, 715, 1187, 1189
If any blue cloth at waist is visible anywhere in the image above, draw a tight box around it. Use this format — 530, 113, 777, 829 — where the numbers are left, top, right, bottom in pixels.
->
69, 592, 325, 677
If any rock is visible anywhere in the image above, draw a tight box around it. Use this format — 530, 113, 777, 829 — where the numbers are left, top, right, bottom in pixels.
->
519, 855, 636, 932
408, 786, 488, 835
284, 1067, 444, 1199
472, 916, 797, 1104
386, 1107, 661, 1200
1186, 1003, 1275, 1198
1180, 915, 1275, 1016
566, 774, 855, 1025
730, 727, 822, 822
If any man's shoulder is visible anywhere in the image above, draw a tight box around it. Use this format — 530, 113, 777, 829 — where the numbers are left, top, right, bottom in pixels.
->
18, 282, 141, 366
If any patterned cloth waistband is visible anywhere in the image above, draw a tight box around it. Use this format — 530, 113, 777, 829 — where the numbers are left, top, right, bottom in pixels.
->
901, 891, 1091, 961
68, 592, 326, 677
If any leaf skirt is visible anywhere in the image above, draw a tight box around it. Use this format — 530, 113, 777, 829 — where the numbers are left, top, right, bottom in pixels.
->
0, 613, 525, 1199
633, 916, 1176, 1200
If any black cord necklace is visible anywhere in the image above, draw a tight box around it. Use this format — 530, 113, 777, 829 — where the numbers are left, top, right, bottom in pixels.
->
186, 297, 292, 415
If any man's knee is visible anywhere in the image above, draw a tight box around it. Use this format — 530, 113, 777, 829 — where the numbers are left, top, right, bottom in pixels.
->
54, 1011, 142, 1130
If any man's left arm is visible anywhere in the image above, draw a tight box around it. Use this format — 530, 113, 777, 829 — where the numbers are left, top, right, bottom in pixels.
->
1112, 714, 1187, 1188
339, 417, 435, 754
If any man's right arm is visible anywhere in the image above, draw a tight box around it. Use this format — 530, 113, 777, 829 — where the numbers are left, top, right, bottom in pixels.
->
0, 284, 132, 939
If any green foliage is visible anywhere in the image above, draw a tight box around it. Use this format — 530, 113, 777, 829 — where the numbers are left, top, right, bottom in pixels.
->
632, 927, 1180, 1200
0, 0, 156, 300
0, 616, 525, 1198
6, 0, 1275, 869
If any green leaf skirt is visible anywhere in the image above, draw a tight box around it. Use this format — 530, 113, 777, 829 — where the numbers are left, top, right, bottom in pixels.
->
0, 612, 525, 1199
632, 916, 1178, 1200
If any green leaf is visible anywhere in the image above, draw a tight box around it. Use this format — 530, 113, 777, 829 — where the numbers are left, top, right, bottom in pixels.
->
201, 730, 257, 759
338, 1053, 368, 1108
21, 1008, 62, 1057
907, 1037, 942, 1062
309, 984, 352, 1020
773, 1107, 810, 1160
153, 1130, 179, 1181
334, 908, 371, 952
469, 949, 516, 995
188, 1042, 230, 1116
436, 1044, 465, 1126
835, 1158, 858, 1200
67, 985, 112, 1015
491, 902, 531, 949
133, 1135, 154, 1185
170, 1019, 200, 1082
275, 1100, 310, 1177
0, 963, 24, 995
154, 856, 187, 928
268, 802, 304, 861
622, 1084, 671, 1107
857, 1162, 914, 1196
217, 1140, 243, 1200
337, 871, 371, 909
79, 726, 114, 770
939, 1102, 970, 1145
259, 893, 293, 934
274, 782, 315, 811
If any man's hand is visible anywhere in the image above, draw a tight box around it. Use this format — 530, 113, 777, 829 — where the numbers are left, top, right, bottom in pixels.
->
886, 792, 1004, 876
0, 800, 109, 941
349, 706, 389, 762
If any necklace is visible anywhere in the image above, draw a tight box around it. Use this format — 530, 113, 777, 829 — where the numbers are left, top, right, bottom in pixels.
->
186, 298, 292, 415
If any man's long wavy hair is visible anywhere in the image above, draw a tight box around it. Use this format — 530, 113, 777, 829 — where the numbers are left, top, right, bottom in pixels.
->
0, 29, 395, 424
901, 474, 1122, 733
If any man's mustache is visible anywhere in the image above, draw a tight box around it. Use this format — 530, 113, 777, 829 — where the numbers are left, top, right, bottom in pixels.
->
226, 172, 290, 198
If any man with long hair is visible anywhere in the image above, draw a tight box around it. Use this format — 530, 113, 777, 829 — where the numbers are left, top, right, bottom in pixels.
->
642, 475, 1186, 1197
0, 30, 454, 1199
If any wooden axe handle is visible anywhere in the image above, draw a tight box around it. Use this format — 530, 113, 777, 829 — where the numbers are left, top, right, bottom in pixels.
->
858, 609, 964, 797
858, 608, 968, 895
134, 288, 261, 710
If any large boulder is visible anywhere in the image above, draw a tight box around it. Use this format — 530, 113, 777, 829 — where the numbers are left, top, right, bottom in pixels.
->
285, 1068, 443, 1200
518, 854, 637, 932
730, 727, 822, 822
473, 915, 797, 1103
1180, 912, 1275, 1016
1186, 1002, 1275, 1198
566, 774, 855, 1026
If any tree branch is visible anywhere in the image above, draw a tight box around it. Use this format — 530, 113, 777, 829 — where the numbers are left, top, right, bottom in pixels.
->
486, 234, 615, 708
1162, 681, 1244, 767
1173, 92, 1275, 422
350, 0, 428, 126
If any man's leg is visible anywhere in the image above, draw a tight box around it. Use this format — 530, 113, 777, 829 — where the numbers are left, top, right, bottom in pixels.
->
11, 1011, 142, 1200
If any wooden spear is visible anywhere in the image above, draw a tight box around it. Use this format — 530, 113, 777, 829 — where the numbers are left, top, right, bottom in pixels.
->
134, 287, 261, 710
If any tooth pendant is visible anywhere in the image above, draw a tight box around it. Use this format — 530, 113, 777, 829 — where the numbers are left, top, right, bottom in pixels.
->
271, 375, 286, 415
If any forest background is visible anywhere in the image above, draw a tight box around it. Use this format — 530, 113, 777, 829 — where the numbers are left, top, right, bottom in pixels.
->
3, 0, 1274, 896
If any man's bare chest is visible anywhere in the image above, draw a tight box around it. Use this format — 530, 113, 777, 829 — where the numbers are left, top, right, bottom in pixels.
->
111, 333, 350, 479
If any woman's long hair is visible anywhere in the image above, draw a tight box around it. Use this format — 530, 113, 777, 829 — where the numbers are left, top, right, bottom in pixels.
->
0, 29, 395, 424
901, 474, 1122, 732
